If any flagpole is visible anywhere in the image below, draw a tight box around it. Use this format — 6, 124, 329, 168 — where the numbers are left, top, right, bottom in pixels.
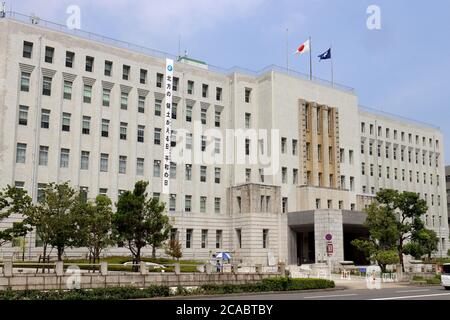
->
309, 36, 313, 81
286, 28, 289, 74
331, 44, 334, 86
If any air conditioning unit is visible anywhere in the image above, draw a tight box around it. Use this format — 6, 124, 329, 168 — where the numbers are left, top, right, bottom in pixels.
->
30, 14, 40, 25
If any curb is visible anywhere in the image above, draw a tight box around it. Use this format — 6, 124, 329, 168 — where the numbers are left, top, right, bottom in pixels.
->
139, 287, 345, 300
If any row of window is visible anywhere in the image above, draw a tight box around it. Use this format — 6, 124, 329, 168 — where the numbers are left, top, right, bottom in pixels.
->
361, 140, 440, 167
22, 41, 226, 101
17, 143, 225, 182
171, 229, 225, 250
361, 184, 442, 207
361, 121, 440, 149
361, 162, 441, 186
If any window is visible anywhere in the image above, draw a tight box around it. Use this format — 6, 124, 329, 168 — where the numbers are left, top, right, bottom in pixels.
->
100, 153, 109, 172
245, 138, 250, 156
41, 109, 50, 129
137, 125, 145, 143
200, 166, 207, 182
185, 164, 192, 181
215, 111, 221, 127
82, 116, 91, 135
214, 198, 221, 214
20, 72, 30, 92
171, 130, 177, 147
172, 103, 177, 119
317, 144, 322, 162
60, 148, 70, 168
282, 197, 288, 213
44, 46, 54, 63
23, 41, 33, 58
185, 195, 192, 212
292, 139, 298, 155
215, 167, 221, 184
262, 229, 269, 249
201, 230, 208, 248
173, 77, 179, 91
245, 88, 252, 103
201, 108, 207, 125
119, 156, 127, 174
370, 164, 374, 177
14, 181, 25, 190
243, 113, 251, 129
260, 169, 265, 183
361, 122, 366, 133
186, 105, 193, 122
83, 84, 92, 103
185, 229, 193, 249
101, 119, 110, 137
153, 160, 161, 177
186, 133, 193, 149
121, 92, 128, 110
18, 105, 28, 125
80, 151, 90, 170
120, 122, 127, 140
202, 84, 209, 98
169, 194, 176, 211
102, 88, 110, 107
236, 229, 242, 249
37, 184, 46, 203
216, 87, 223, 101
282, 167, 287, 184
38, 146, 48, 166
104, 60, 113, 76
187, 80, 194, 94
199, 196, 207, 213
156, 73, 163, 88
244, 168, 251, 182
66, 51, 75, 68
138, 96, 145, 113
214, 138, 221, 154
154, 99, 162, 116
293, 169, 298, 184
350, 177, 355, 191
62, 113, 71, 131
216, 230, 223, 249
63, 81, 72, 100
170, 162, 177, 179
122, 65, 130, 80
16, 143, 26, 163
42, 76, 52, 96
85, 56, 94, 72
140, 69, 147, 84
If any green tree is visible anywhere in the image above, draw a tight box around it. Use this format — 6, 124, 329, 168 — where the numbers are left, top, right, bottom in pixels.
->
353, 189, 432, 272
113, 181, 172, 265
26, 182, 80, 261
165, 238, 183, 261
75, 195, 115, 264
404, 228, 439, 260
0, 186, 33, 247
146, 197, 171, 258
351, 203, 400, 272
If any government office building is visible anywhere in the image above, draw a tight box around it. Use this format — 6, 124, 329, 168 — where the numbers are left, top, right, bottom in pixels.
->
0, 12, 448, 266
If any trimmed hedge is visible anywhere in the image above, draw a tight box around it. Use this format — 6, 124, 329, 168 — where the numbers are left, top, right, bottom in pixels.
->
0, 277, 335, 300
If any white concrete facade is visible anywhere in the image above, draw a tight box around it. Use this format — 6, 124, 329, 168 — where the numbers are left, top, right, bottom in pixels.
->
0, 14, 448, 265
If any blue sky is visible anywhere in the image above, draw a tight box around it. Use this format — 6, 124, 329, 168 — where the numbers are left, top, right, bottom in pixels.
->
8, 0, 450, 162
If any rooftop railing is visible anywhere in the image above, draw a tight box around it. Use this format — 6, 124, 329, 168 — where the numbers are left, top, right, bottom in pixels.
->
2, 11, 354, 93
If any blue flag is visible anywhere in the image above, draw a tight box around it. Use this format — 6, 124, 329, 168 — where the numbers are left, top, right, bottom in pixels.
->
318, 48, 331, 61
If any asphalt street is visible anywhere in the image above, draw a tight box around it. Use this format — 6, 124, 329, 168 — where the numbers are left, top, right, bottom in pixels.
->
192, 286, 450, 300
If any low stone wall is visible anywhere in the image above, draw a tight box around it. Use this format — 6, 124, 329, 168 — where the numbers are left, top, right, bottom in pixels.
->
0, 272, 281, 291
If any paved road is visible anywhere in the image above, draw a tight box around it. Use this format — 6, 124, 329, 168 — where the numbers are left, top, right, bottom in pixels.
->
193, 286, 450, 300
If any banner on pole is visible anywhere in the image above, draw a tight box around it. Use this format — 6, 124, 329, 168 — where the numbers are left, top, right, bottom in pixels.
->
162, 58, 174, 195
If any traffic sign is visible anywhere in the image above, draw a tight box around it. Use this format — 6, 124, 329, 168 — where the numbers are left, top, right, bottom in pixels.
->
325, 234, 333, 241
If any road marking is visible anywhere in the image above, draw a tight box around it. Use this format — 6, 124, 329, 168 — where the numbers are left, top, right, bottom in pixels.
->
304, 293, 358, 299
372, 293, 450, 300
395, 289, 430, 293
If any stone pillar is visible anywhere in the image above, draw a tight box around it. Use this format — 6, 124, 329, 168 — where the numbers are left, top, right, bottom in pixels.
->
205, 264, 212, 274
174, 263, 180, 275
100, 262, 108, 276
255, 264, 262, 274
55, 261, 64, 276
396, 264, 403, 282
314, 210, 344, 264
140, 261, 148, 275
3, 260, 13, 277
278, 262, 286, 276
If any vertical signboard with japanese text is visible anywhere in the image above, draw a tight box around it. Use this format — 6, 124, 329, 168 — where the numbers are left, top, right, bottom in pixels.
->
162, 59, 174, 194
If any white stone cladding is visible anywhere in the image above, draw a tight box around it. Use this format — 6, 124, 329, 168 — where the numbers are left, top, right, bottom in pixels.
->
0, 15, 448, 264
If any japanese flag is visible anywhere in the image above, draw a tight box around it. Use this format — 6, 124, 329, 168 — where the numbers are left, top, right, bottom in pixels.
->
294, 39, 310, 55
